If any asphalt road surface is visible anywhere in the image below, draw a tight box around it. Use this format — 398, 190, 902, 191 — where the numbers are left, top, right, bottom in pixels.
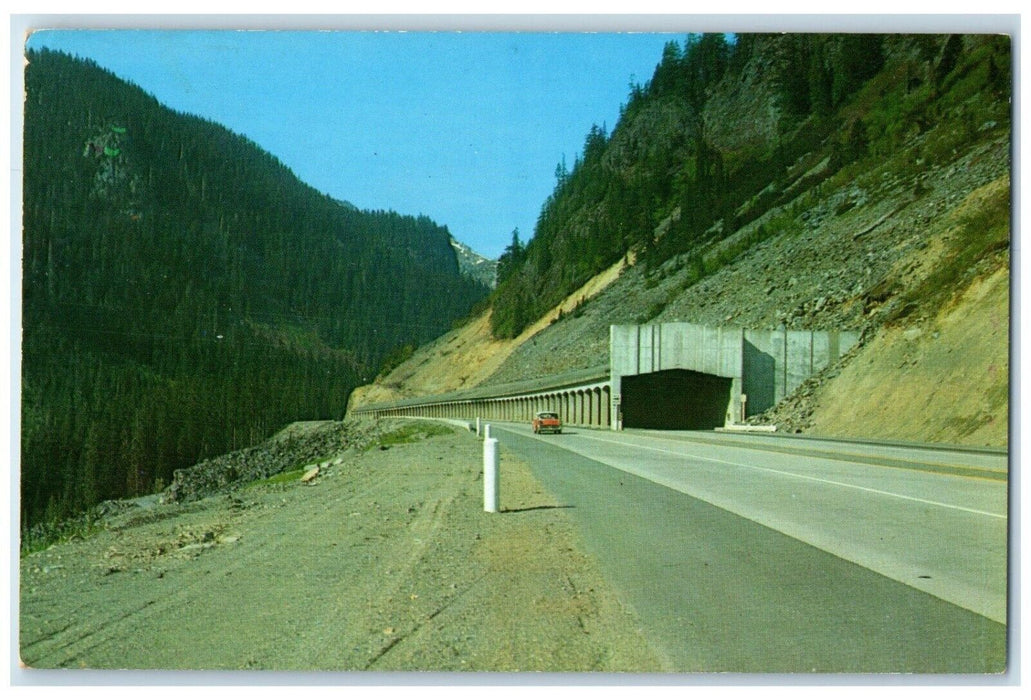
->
492, 423, 1008, 673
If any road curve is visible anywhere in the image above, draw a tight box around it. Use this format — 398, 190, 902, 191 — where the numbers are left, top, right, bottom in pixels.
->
492, 423, 1008, 673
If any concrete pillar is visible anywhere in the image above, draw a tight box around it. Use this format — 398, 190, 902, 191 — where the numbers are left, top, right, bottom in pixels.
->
610, 373, 621, 430
483, 437, 499, 513
786, 329, 812, 397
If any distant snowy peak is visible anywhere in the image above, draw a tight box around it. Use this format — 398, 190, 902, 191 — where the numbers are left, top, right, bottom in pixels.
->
450, 237, 498, 289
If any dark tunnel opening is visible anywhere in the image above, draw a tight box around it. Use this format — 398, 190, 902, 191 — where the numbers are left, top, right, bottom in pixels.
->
620, 369, 733, 430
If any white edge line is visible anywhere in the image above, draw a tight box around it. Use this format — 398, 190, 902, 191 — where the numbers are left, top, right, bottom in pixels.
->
574, 433, 1007, 520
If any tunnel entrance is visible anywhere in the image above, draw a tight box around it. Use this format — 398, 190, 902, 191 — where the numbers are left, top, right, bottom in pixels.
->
620, 369, 733, 430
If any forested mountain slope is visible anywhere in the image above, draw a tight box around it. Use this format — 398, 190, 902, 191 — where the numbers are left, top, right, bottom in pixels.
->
488, 34, 1010, 340
21, 49, 489, 530
355, 33, 1011, 447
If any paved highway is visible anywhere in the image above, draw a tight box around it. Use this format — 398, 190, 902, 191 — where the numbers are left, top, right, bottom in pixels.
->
492, 423, 1008, 673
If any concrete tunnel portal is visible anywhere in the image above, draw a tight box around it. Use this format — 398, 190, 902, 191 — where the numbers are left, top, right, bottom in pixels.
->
619, 369, 733, 430
354, 322, 859, 432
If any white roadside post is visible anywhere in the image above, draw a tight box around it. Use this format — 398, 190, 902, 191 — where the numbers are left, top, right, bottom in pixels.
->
484, 423, 491, 439
483, 437, 500, 513
476, 417, 481, 436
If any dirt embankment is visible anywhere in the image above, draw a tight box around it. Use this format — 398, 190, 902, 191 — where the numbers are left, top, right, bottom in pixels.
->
20, 419, 664, 672
757, 175, 1011, 446
807, 259, 1009, 444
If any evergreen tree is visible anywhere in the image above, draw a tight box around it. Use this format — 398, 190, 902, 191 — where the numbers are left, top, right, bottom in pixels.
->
497, 228, 525, 284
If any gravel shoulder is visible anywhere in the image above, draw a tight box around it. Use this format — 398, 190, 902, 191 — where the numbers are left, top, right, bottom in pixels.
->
19, 419, 665, 672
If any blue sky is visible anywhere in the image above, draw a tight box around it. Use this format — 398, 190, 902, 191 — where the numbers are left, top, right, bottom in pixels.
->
25, 29, 680, 258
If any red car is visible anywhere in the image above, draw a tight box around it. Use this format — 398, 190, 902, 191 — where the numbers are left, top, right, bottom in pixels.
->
532, 411, 562, 434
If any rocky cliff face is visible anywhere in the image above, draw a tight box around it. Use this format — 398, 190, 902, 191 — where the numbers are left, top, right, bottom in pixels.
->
451, 237, 498, 288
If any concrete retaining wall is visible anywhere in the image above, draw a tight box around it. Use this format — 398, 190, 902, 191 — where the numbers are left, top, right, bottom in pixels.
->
610, 323, 859, 428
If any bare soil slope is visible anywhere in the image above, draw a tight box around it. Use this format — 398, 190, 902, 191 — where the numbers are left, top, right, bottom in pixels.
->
759, 175, 1010, 446
20, 420, 663, 671
810, 266, 1008, 444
